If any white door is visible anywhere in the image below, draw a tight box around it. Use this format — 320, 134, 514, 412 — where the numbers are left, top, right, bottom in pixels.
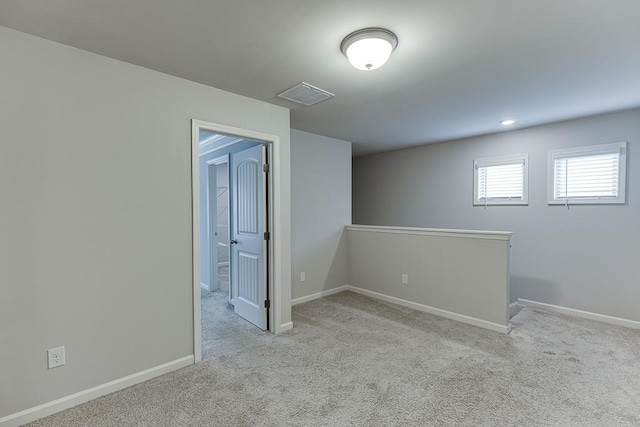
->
230, 144, 268, 330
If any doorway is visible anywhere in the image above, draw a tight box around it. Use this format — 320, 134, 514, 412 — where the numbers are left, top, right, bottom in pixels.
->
192, 120, 282, 363
201, 135, 269, 326
207, 156, 229, 295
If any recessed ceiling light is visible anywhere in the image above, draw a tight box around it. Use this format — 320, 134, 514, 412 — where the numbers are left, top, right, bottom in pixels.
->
341, 28, 398, 71
500, 119, 516, 126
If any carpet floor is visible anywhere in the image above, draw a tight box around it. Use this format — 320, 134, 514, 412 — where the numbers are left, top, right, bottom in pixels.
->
28, 291, 640, 426
217, 266, 229, 294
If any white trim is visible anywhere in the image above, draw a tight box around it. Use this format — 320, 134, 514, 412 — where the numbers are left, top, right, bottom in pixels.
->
199, 133, 226, 146
211, 154, 230, 298
547, 141, 627, 205
206, 155, 230, 166
191, 121, 202, 363
291, 286, 350, 306
346, 285, 511, 334
200, 282, 211, 292
518, 299, 640, 330
199, 135, 244, 156
509, 301, 524, 318
192, 120, 289, 356
346, 224, 512, 241
473, 153, 529, 206
0, 356, 194, 427
279, 322, 294, 333
205, 154, 229, 296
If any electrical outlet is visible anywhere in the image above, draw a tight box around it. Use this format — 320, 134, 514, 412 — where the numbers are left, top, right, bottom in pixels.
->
48, 346, 65, 369
300, 272, 306, 282
401, 274, 409, 284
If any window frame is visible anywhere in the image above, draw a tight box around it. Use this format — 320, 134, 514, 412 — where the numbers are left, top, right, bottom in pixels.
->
473, 153, 529, 206
547, 141, 628, 205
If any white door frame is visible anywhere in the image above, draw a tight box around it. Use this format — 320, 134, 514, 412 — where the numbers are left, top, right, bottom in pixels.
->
192, 119, 282, 363
206, 155, 230, 294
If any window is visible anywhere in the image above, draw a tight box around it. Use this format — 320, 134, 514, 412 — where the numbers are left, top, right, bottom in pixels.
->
548, 142, 627, 205
474, 154, 528, 206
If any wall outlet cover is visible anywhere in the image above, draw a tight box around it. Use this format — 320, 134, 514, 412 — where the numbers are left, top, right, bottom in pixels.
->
300, 272, 306, 282
48, 346, 65, 369
401, 274, 409, 284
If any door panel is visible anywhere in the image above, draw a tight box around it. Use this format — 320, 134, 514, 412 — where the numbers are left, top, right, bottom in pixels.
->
238, 252, 259, 305
230, 144, 267, 330
237, 160, 259, 235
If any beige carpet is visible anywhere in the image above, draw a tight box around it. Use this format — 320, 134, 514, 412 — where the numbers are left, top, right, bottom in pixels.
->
29, 291, 640, 426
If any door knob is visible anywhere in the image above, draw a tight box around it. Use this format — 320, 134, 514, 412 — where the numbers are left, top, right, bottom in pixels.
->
230, 239, 238, 245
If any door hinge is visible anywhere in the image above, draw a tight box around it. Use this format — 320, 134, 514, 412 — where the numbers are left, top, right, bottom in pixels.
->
264, 231, 270, 241
263, 163, 270, 173
264, 299, 270, 309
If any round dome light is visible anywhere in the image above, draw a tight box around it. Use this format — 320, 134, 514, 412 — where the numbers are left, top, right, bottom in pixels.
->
341, 28, 398, 71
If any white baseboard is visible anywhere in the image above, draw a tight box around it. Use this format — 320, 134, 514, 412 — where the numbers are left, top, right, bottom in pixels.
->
509, 301, 524, 318
291, 286, 349, 306
278, 322, 294, 333
0, 355, 194, 427
200, 282, 210, 292
346, 285, 510, 334
518, 299, 640, 330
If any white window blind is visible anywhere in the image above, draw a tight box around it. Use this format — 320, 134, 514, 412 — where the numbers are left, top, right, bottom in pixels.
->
474, 154, 528, 206
478, 162, 524, 199
548, 142, 627, 205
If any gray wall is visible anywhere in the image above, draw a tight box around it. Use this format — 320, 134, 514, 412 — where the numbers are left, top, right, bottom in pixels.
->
291, 130, 352, 300
353, 108, 640, 322
347, 226, 511, 331
0, 26, 290, 417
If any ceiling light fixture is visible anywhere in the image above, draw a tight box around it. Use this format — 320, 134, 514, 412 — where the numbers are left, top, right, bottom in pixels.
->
500, 119, 516, 126
341, 28, 398, 71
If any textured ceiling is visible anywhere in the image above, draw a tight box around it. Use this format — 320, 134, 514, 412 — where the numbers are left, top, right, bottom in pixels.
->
1, 0, 639, 155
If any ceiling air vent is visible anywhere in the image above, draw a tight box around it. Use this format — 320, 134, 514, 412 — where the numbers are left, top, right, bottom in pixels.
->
277, 82, 335, 106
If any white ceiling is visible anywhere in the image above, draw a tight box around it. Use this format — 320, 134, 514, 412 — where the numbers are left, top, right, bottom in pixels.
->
1, 0, 639, 156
